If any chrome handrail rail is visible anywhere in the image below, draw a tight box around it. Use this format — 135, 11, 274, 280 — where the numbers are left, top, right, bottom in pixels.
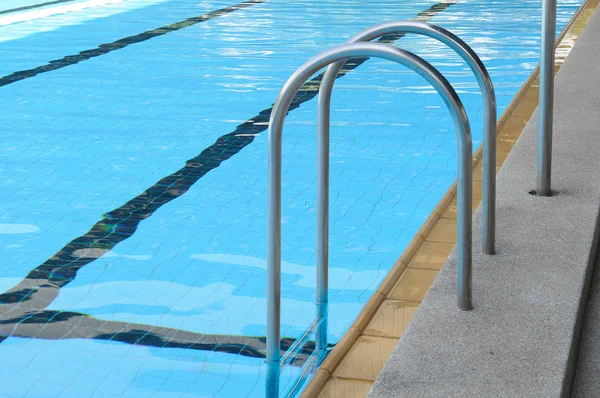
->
267, 41, 473, 398
320, 20, 496, 254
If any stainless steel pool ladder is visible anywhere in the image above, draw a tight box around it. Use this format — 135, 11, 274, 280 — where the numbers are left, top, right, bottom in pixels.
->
266, 22, 497, 397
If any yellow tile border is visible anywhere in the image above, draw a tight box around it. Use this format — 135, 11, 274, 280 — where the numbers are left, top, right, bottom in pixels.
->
363, 300, 419, 339
317, 378, 374, 398
332, 335, 399, 381
301, 1, 599, 395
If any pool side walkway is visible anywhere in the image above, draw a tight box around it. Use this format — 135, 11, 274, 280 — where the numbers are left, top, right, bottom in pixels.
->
368, 3, 600, 397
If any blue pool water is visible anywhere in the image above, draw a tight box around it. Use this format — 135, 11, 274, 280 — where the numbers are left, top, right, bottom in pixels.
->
0, 0, 583, 396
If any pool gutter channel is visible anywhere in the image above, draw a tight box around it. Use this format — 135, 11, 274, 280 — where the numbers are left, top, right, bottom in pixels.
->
300, 0, 599, 395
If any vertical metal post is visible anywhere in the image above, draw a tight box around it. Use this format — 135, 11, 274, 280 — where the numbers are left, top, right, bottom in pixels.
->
456, 137, 473, 310
538, 0, 556, 196
266, 87, 283, 397
267, 42, 473, 397
316, 83, 330, 351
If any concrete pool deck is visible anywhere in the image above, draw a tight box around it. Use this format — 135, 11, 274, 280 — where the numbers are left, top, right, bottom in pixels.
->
368, 2, 600, 397
301, 0, 600, 396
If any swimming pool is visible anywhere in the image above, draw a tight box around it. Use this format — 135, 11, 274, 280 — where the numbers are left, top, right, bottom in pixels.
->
0, 0, 582, 396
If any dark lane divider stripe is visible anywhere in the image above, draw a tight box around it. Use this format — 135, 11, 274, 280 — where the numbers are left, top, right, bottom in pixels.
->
0, 0, 267, 88
0, 2, 453, 351
0, 307, 326, 364
0, 0, 76, 15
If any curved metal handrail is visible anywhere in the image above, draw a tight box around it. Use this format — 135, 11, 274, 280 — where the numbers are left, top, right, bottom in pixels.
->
318, 21, 496, 258
267, 41, 473, 398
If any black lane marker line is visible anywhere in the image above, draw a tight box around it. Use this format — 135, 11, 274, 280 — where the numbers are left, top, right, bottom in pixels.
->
0, 0, 76, 15
0, 2, 453, 351
0, 0, 267, 88
0, 307, 327, 364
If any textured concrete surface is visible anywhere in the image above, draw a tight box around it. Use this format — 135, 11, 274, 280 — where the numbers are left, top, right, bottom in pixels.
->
572, 240, 600, 396
369, 6, 600, 398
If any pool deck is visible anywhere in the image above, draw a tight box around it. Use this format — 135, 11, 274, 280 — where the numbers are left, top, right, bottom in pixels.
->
368, 2, 600, 397
301, 0, 600, 396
